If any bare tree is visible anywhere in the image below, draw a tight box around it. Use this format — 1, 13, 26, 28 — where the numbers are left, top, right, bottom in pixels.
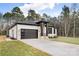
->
72, 3, 77, 37
62, 5, 70, 37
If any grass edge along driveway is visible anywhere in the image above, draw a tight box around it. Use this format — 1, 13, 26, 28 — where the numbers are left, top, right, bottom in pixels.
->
0, 40, 50, 56
51, 36, 79, 45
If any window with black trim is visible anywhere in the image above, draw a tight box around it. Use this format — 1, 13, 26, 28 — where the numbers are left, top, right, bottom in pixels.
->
48, 27, 52, 34
54, 28, 55, 34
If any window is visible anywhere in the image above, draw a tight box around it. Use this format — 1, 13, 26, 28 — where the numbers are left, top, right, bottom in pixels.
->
54, 28, 55, 34
48, 27, 52, 34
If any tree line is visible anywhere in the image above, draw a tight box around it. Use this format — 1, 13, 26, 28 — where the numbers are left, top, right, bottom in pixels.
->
0, 7, 50, 35
0, 4, 79, 37
57, 4, 79, 37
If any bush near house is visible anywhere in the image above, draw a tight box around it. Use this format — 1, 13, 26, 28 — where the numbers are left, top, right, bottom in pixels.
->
48, 34, 57, 38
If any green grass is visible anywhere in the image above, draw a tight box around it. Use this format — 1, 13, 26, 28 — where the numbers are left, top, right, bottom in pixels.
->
51, 36, 79, 45
0, 41, 49, 56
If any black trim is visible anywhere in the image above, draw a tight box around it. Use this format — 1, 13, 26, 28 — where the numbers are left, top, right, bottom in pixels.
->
40, 23, 44, 36
48, 27, 52, 34
17, 23, 39, 26
10, 37, 17, 40
36, 20, 48, 24
8, 23, 17, 30
8, 23, 39, 30
8, 21, 55, 31
21, 29, 38, 39
54, 28, 55, 34
46, 24, 48, 36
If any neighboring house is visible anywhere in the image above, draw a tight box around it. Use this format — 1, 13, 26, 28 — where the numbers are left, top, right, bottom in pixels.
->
7, 20, 57, 40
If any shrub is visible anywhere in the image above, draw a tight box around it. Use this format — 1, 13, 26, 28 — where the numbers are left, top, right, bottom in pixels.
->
48, 34, 57, 38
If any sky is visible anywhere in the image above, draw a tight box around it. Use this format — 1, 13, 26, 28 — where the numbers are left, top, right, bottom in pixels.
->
0, 3, 79, 17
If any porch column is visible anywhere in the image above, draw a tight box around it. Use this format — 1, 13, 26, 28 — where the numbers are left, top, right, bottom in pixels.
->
40, 22, 45, 36
46, 23, 48, 36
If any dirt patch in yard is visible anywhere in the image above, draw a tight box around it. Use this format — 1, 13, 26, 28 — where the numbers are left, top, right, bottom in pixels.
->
0, 35, 6, 42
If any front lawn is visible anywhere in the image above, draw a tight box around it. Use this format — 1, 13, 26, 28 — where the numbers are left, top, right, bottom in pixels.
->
0, 41, 49, 56
51, 36, 79, 45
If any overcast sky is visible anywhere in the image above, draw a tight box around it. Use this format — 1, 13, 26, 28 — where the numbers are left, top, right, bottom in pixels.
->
0, 3, 79, 17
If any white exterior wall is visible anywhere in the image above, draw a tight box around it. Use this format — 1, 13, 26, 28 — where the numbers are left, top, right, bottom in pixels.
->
9, 25, 17, 39
43, 27, 57, 36
52, 28, 57, 35
43, 27, 46, 36
17, 24, 41, 40
52, 27, 54, 34
48, 27, 57, 37
55, 29, 57, 36
9, 24, 57, 40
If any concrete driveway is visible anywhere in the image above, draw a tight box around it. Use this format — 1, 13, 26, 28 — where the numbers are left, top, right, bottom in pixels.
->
21, 39, 79, 56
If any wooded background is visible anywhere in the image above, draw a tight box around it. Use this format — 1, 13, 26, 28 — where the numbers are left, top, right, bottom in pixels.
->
0, 4, 79, 37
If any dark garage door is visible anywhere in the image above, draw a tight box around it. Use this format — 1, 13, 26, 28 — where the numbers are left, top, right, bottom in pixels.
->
21, 29, 38, 39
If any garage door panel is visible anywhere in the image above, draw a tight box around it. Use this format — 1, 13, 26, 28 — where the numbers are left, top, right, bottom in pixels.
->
21, 29, 38, 39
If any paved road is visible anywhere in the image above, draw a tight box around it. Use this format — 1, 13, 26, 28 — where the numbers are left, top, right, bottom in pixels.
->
21, 39, 79, 56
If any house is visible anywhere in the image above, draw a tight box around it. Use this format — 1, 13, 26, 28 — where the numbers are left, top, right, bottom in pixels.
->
8, 20, 57, 40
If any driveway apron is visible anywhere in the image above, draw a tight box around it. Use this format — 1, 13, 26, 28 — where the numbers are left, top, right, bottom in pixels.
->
21, 39, 79, 56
